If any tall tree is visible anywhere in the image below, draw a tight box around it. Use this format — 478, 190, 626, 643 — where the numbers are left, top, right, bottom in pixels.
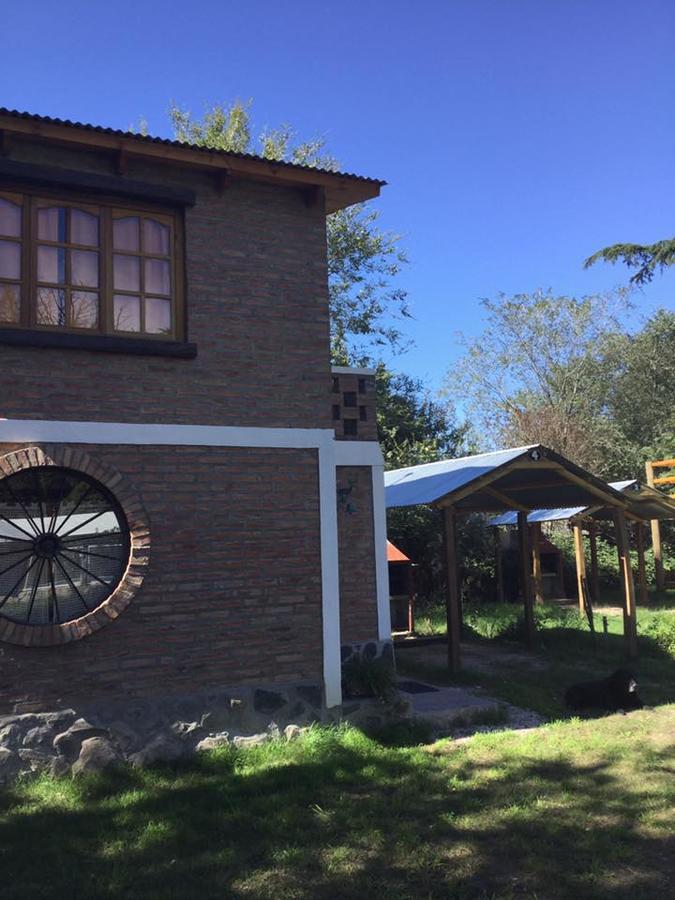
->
444, 289, 633, 476
168, 100, 410, 361
584, 238, 675, 285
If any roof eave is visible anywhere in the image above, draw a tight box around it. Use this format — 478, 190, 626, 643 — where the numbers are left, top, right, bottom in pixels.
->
0, 111, 384, 213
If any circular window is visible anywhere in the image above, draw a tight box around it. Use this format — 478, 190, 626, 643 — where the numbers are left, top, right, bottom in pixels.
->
0, 467, 130, 627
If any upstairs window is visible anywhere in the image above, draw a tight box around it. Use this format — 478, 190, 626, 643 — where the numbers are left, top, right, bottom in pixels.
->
0, 190, 182, 340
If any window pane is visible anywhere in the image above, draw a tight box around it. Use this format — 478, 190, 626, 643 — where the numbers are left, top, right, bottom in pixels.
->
37, 287, 66, 326
113, 217, 140, 251
71, 291, 98, 329
0, 240, 20, 279
37, 246, 66, 284
114, 295, 140, 332
0, 284, 19, 322
145, 297, 171, 334
70, 209, 99, 246
143, 219, 170, 255
113, 254, 140, 291
145, 258, 170, 295
71, 250, 99, 288
0, 198, 21, 238
38, 207, 67, 242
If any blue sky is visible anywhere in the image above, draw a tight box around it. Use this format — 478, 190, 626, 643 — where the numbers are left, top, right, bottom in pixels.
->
3, 0, 674, 391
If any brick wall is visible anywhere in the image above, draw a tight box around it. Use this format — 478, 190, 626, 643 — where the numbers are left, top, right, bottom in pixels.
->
0, 442, 324, 714
1, 140, 334, 430
337, 466, 379, 643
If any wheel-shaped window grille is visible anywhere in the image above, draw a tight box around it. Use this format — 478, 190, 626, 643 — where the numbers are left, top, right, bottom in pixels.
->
0, 467, 130, 626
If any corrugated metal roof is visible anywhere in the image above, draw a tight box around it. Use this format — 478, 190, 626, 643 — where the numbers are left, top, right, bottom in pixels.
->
384, 446, 535, 508
489, 479, 675, 525
0, 107, 386, 186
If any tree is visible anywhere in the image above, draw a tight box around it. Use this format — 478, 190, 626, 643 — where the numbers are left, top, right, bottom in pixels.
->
168, 100, 410, 360
376, 365, 468, 469
601, 308, 675, 460
444, 289, 632, 476
584, 238, 675, 285
376, 364, 472, 600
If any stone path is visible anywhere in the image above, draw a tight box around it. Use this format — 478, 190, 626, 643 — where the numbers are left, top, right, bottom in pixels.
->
397, 676, 544, 738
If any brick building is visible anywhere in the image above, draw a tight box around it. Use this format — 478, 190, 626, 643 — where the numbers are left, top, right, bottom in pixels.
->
0, 108, 391, 735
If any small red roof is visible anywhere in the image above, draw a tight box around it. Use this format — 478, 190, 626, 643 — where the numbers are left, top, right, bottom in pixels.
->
387, 540, 410, 563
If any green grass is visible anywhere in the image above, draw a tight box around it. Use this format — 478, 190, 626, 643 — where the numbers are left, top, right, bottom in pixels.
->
1, 711, 674, 899
398, 602, 675, 720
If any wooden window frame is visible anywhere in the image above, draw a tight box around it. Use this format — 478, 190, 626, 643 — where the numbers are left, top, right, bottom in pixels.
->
0, 184, 185, 343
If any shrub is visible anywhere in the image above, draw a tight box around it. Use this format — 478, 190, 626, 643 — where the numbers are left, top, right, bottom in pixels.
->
342, 656, 397, 703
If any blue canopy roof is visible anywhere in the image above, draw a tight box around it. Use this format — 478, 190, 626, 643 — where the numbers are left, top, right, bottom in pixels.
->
384, 445, 629, 513
490, 479, 675, 524
490, 481, 636, 526
384, 446, 534, 508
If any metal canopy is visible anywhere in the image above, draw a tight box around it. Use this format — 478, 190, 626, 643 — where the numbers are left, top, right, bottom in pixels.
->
491, 479, 675, 526
384, 444, 628, 513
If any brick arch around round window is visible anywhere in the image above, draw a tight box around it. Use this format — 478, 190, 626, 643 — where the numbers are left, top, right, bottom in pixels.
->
0, 445, 150, 647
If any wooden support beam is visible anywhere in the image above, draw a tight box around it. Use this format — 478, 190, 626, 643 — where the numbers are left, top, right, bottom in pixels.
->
494, 526, 505, 603
443, 507, 462, 673
645, 461, 665, 590
115, 148, 128, 176
636, 522, 649, 606
214, 170, 231, 195
573, 524, 587, 615
517, 511, 537, 646
531, 522, 544, 605
614, 508, 638, 658
303, 185, 324, 209
483, 485, 529, 512
588, 522, 600, 606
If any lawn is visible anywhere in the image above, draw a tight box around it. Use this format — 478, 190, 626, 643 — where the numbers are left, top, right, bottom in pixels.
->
399, 601, 675, 719
1, 708, 674, 900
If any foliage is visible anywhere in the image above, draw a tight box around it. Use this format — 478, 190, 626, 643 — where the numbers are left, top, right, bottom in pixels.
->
445, 292, 675, 481
341, 655, 397, 703
584, 237, 675, 285
168, 100, 410, 360
444, 289, 632, 475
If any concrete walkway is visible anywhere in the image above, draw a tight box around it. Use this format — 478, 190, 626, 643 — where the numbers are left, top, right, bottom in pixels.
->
396, 676, 543, 735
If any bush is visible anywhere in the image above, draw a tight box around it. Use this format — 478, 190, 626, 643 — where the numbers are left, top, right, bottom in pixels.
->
342, 656, 397, 703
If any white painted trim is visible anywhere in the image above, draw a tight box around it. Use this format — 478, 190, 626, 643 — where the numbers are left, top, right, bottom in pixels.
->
371, 465, 392, 641
0, 419, 397, 707
0, 418, 332, 449
334, 440, 383, 467
330, 366, 376, 376
318, 440, 342, 708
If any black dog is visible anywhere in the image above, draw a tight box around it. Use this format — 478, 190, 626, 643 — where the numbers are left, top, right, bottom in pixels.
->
565, 669, 643, 713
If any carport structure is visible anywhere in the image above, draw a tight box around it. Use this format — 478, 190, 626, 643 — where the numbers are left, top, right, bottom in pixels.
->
492, 479, 675, 615
385, 445, 640, 672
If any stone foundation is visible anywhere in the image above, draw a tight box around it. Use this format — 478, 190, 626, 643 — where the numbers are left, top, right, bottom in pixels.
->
0, 673, 409, 782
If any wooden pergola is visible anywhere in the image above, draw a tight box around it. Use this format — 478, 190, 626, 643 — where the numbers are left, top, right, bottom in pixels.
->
491, 478, 675, 615
385, 445, 645, 673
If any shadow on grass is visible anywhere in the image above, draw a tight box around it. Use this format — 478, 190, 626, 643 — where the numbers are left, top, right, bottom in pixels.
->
0, 719, 673, 900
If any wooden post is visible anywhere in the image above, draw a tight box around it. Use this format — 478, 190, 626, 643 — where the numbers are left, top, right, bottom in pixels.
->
588, 522, 600, 605
645, 461, 665, 590
407, 563, 415, 633
531, 522, 544, 605
573, 524, 587, 615
636, 522, 648, 606
494, 526, 505, 603
517, 511, 536, 646
614, 509, 638, 658
443, 506, 462, 673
